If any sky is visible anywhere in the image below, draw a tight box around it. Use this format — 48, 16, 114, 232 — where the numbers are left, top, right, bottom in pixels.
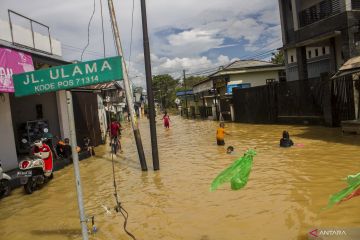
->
0, 0, 283, 87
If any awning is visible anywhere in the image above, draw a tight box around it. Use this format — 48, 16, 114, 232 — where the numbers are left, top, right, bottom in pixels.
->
75, 81, 123, 92
176, 90, 193, 96
332, 56, 360, 79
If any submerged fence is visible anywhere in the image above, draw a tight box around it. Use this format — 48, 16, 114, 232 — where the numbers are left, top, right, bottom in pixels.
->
233, 75, 355, 126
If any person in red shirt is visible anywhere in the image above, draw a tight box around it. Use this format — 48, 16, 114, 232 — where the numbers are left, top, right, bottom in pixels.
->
33, 139, 53, 176
162, 111, 170, 128
110, 120, 122, 152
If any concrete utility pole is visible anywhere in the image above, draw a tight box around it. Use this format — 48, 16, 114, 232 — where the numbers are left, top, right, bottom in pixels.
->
66, 91, 89, 240
107, 0, 147, 171
140, 0, 160, 170
183, 70, 188, 118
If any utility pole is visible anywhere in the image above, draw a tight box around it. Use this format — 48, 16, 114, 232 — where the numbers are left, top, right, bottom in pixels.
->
66, 91, 89, 240
107, 0, 147, 171
183, 70, 188, 118
140, 0, 160, 170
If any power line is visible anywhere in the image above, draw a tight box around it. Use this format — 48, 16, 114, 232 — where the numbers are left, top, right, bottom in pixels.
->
81, 0, 97, 61
128, 0, 135, 74
99, 0, 106, 58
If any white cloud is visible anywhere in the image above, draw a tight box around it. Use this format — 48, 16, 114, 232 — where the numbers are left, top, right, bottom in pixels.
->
258, 9, 281, 25
162, 29, 223, 57
1, 0, 282, 87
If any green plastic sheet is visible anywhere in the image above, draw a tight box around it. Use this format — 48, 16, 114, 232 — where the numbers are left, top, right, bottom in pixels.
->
210, 149, 256, 191
326, 172, 360, 209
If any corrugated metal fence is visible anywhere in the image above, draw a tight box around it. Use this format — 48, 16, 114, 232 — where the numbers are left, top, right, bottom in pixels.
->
233, 75, 355, 126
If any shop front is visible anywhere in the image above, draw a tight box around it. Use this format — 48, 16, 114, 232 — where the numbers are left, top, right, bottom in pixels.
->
0, 45, 70, 171
0, 46, 35, 170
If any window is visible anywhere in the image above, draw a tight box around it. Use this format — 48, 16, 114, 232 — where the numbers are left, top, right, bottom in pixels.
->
309, 6, 318, 22
308, 51, 312, 58
322, 47, 326, 55
354, 32, 360, 47
266, 79, 277, 85
290, 55, 294, 63
279, 70, 286, 82
315, 49, 319, 57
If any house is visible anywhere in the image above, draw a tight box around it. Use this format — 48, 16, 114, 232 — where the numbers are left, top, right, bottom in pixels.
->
0, 10, 107, 171
0, 10, 71, 171
207, 60, 285, 121
193, 79, 216, 120
176, 90, 197, 118
278, 0, 360, 81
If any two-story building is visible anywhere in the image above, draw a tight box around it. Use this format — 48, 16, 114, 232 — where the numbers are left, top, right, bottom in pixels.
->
278, 0, 360, 80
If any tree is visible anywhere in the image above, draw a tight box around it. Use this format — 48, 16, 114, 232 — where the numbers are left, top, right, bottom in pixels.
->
152, 74, 179, 109
183, 76, 207, 89
271, 50, 285, 65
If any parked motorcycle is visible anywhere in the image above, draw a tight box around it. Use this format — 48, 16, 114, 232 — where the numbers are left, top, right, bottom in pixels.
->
0, 160, 11, 198
18, 138, 54, 194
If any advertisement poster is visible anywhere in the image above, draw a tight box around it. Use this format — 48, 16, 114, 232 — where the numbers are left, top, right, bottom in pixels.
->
0, 47, 34, 93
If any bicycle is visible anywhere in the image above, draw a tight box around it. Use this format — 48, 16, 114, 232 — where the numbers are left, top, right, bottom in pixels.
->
111, 136, 121, 154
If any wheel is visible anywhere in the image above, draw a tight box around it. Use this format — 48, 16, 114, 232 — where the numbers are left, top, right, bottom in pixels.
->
24, 178, 35, 194
112, 143, 117, 154
0, 179, 11, 198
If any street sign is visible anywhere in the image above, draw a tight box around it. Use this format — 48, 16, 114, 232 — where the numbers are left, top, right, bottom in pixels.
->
13, 56, 123, 97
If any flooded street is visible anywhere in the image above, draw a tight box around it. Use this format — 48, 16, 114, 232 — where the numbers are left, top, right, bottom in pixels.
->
0, 116, 359, 240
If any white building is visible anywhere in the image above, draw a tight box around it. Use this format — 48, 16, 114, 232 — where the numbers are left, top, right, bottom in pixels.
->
0, 11, 70, 171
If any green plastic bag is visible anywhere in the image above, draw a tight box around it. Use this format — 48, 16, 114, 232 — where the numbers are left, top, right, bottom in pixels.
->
326, 172, 360, 209
210, 149, 256, 191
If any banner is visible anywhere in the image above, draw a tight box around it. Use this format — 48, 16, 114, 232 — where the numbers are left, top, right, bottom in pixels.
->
0, 47, 34, 93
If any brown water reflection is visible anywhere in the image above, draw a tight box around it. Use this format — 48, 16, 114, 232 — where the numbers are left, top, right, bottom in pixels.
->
0, 116, 359, 240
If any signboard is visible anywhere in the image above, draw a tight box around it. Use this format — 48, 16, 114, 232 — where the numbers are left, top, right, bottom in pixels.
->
226, 83, 251, 94
13, 56, 123, 97
0, 47, 34, 93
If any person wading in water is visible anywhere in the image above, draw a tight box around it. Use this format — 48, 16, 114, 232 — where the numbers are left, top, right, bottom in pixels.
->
162, 111, 171, 129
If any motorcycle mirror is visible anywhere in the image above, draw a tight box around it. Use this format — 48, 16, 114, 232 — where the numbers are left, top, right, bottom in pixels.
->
43, 128, 49, 133
21, 138, 28, 144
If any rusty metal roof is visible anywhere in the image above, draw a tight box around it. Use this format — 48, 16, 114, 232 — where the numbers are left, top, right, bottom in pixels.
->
77, 81, 123, 91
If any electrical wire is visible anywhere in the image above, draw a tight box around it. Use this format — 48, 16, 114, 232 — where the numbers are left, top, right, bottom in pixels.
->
128, 0, 135, 75
104, 3, 137, 237
108, 119, 137, 240
81, 0, 97, 61
99, 0, 106, 58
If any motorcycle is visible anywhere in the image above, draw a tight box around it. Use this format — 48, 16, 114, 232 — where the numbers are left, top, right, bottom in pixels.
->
0, 160, 11, 198
18, 138, 54, 194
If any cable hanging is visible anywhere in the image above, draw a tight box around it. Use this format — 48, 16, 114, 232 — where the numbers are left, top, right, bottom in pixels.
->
81, 0, 97, 61
99, 0, 106, 58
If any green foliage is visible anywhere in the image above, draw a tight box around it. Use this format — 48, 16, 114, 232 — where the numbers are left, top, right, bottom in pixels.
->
152, 74, 179, 109
184, 76, 207, 89
271, 50, 285, 65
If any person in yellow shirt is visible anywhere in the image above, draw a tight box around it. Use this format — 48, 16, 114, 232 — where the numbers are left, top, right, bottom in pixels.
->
216, 123, 227, 146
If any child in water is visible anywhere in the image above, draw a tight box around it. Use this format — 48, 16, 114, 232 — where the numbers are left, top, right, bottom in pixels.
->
216, 123, 228, 146
226, 146, 234, 154
280, 131, 294, 147
162, 111, 170, 128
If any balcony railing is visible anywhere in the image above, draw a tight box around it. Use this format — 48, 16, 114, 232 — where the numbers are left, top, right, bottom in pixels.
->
352, 0, 360, 9
299, 0, 342, 27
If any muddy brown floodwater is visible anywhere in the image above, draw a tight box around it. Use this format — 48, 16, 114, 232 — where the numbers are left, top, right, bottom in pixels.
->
0, 116, 359, 240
